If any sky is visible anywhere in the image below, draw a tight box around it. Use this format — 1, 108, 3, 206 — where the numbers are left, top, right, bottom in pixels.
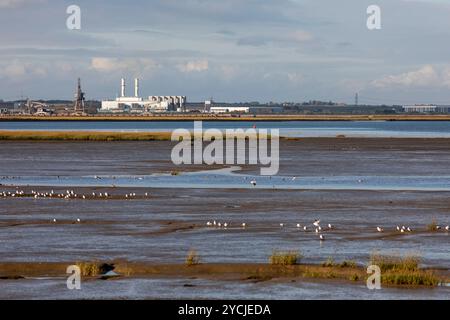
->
2, 0, 450, 104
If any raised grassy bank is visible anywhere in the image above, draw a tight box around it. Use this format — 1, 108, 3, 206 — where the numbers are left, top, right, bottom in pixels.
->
1, 256, 448, 288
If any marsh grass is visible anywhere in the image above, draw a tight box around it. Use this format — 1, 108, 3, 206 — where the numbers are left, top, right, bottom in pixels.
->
322, 257, 357, 268
0, 131, 173, 141
76, 262, 100, 277
382, 271, 439, 286
427, 219, 439, 232
368, 253, 439, 286
185, 250, 200, 266
269, 251, 302, 266
370, 253, 419, 272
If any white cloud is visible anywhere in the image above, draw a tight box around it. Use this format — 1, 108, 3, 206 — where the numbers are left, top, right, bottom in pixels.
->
0, 0, 42, 8
177, 60, 209, 73
289, 30, 313, 42
0, 60, 47, 80
90, 57, 158, 75
372, 65, 442, 88
287, 72, 304, 84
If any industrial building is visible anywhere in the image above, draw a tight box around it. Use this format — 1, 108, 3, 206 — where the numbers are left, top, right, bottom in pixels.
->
210, 106, 250, 114
100, 78, 186, 113
403, 105, 450, 113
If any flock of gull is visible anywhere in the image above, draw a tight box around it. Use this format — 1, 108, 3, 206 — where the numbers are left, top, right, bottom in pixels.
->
2, 188, 449, 236
0, 189, 151, 200
205, 218, 449, 241
206, 219, 333, 241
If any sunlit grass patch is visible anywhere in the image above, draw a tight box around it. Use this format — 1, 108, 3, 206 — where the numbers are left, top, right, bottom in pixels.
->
269, 251, 302, 266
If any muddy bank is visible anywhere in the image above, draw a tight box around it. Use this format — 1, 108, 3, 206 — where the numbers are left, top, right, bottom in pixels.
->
1, 261, 447, 288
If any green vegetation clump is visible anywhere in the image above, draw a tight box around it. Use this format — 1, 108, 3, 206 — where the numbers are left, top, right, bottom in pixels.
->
322, 258, 357, 268
0, 131, 173, 141
381, 271, 439, 286
76, 262, 100, 277
269, 251, 302, 266
427, 220, 439, 232
340, 260, 357, 268
370, 253, 419, 272
369, 253, 440, 287
322, 257, 335, 267
349, 274, 360, 281
185, 250, 200, 266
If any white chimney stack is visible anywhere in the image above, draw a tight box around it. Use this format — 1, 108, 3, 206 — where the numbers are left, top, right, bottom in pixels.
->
121, 78, 126, 97
134, 78, 139, 97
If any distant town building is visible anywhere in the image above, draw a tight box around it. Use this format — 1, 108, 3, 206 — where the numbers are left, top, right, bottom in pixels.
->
403, 105, 450, 113
100, 78, 186, 113
210, 106, 250, 114
403, 105, 437, 113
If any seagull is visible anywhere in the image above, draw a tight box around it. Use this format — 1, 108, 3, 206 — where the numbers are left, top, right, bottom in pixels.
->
315, 228, 319, 234
313, 220, 320, 227
52, 219, 57, 223
377, 227, 384, 232
319, 234, 325, 241
401, 229, 405, 233
280, 223, 284, 228
76, 218, 81, 223
407, 227, 412, 232
250, 180, 257, 186
206, 221, 212, 226
303, 226, 307, 231
223, 223, 228, 228
296, 223, 301, 228
445, 226, 449, 231
328, 223, 333, 230
396, 226, 400, 231
242, 223, 246, 228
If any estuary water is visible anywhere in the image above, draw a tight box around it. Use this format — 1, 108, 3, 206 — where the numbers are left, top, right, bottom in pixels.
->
2, 120, 450, 138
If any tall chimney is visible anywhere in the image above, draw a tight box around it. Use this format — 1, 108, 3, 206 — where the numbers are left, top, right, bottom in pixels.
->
134, 78, 139, 97
121, 78, 126, 97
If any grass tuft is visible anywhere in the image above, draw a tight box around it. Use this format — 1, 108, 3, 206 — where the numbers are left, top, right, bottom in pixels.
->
427, 219, 439, 232
185, 250, 200, 266
269, 251, 302, 266
370, 253, 419, 272
381, 271, 439, 286
76, 262, 100, 277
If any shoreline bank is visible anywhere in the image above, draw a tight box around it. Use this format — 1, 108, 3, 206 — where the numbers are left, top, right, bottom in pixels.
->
2, 114, 450, 122
1, 261, 447, 288
3, 130, 450, 141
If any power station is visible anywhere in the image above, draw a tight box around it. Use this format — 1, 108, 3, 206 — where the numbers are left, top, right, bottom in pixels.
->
100, 78, 186, 113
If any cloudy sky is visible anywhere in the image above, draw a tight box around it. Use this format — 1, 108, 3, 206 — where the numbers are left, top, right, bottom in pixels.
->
1, 0, 450, 104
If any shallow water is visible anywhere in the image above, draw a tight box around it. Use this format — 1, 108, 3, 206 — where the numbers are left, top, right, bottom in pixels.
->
1, 277, 448, 300
3, 120, 450, 138
0, 139, 449, 299
3, 170, 450, 191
